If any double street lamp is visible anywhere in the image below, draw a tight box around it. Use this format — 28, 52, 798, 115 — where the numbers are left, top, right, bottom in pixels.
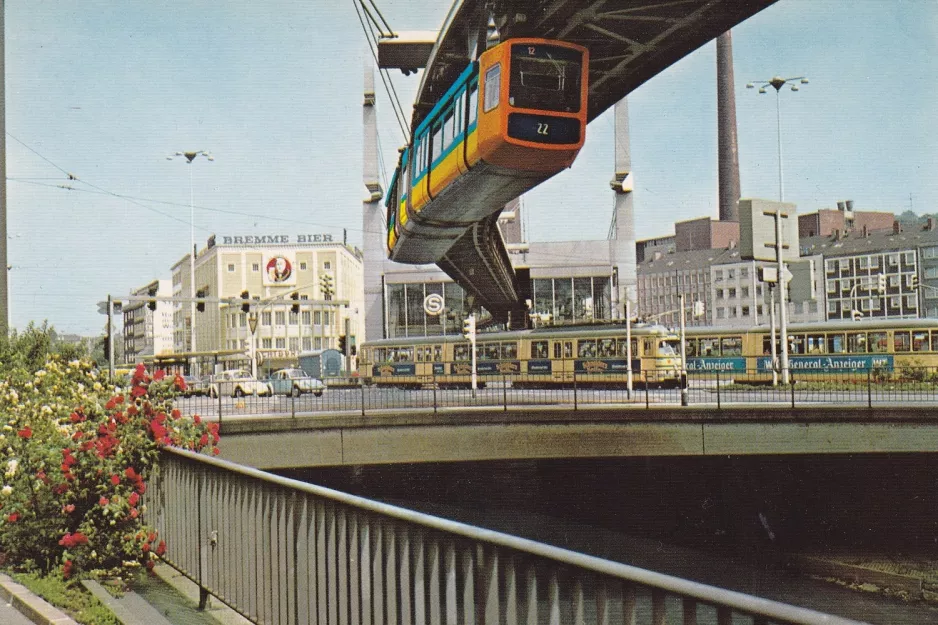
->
167, 150, 214, 364
746, 76, 809, 202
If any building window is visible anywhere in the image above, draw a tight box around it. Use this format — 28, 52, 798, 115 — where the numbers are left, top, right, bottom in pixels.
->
323, 261, 331, 270
302, 311, 311, 325
741, 286, 750, 298
716, 289, 724, 299
906, 295, 918, 307
262, 338, 272, 349
904, 251, 915, 264
289, 338, 299, 352
302, 337, 311, 351
274, 311, 286, 325
289, 311, 298, 325
923, 246, 938, 260
728, 288, 737, 299
827, 301, 838, 314
314, 311, 321, 325
252, 263, 260, 272
227, 263, 236, 272
300, 262, 308, 271
888, 254, 900, 267
740, 267, 749, 279
742, 306, 750, 317
276, 338, 286, 349
727, 269, 735, 280
714, 269, 723, 281
261, 311, 272, 326
239, 313, 246, 327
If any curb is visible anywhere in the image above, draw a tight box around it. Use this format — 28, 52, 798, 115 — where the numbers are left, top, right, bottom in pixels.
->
151, 564, 252, 625
0, 573, 78, 625
786, 555, 924, 598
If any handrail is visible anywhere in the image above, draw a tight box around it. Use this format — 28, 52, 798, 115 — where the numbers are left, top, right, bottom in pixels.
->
151, 447, 866, 625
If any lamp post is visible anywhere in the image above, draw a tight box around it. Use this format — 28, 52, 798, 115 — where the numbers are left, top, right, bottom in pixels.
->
746, 76, 808, 202
747, 76, 807, 386
167, 150, 214, 369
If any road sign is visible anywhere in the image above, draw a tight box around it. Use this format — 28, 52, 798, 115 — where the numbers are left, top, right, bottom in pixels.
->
424, 293, 444, 316
248, 314, 258, 334
739, 199, 799, 263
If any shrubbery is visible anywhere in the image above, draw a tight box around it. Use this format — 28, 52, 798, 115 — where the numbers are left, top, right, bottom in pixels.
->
0, 327, 217, 580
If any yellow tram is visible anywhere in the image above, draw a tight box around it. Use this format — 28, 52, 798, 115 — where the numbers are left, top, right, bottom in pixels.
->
359, 323, 681, 389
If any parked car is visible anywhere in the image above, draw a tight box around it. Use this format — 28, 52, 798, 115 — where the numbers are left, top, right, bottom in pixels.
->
208, 369, 272, 398
267, 368, 326, 397
180, 375, 206, 397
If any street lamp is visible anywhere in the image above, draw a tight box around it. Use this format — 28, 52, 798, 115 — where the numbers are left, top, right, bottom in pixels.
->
746, 76, 809, 201
167, 150, 214, 367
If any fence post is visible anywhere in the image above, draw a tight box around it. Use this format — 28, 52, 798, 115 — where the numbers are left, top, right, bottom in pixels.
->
716, 370, 721, 410
433, 368, 438, 414
573, 369, 578, 411
503, 373, 508, 412
361, 379, 366, 417
867, 369, 872, 409
644, 372, 650, 409
790, 372, 796, 409
217, 390, 223, 433
291, 391, 296, 420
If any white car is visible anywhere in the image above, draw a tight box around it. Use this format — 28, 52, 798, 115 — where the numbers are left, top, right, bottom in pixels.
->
208, 369, 272, 398
268, 368, 326, 397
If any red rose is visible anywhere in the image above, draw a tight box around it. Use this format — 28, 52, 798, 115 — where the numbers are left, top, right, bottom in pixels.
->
131, 386, 147, 398
193, 414, 202, 424
99, 496, 109, 507
110, 474, 120, 486
156, 540, 166, 556
7, 512, 19, 523
63, 560, 73, 579
154, 369, 166, 381
17, 427, 31, 439
128, 492, 140, 507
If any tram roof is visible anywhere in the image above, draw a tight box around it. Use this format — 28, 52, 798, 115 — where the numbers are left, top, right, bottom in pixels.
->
685, 318, 938, 336
361, 322, 677, 347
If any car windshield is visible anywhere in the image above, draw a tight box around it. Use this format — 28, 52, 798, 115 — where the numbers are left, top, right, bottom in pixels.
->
288, 371, 308, 379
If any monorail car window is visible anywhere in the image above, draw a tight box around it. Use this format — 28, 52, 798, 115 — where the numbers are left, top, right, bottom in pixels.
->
509, 44, 582, 113
913, 331, 929, 352
531, 341, 548, 359
869, 332, 889, 353
483, 64, 501, 112
468, 81, 479, 123
894, 331, 911, 352
432, 120, 443, 164
847, 333, 868, 353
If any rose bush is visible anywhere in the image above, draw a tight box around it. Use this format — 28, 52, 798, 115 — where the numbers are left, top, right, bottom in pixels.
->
0, 356, 218, 580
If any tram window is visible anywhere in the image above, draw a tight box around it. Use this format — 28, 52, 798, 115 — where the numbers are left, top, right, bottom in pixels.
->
699, 338, 719, 357
374, 348, 386, 362
869, 332, 889, 353
912, 331, 928, 352
578, 340, 597, 358
554, 343, 562, 359
847, 333, 868, 353
789, 335, 806, 355
564, 342, 573, 359
531, 341, 548, 359
598, 338, 615, 358
721, 337, 742, 357
483, 64, 501, 112
827, 334, 847, 354
433, 345, 442, 362
894, 331, 911, 352
454, 344, 470, 361
399, 347, 414, 362
616, 339, 637, 357
932, 332, 938, 352
685, 339, 698, 358
658, 341, 677, 356
806, 334, 825, 354
415, 347, 424, 362
476, 343, 492, 360
501, 343, 518, 360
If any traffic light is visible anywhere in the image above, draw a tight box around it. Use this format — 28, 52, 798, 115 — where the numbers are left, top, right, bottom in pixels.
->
852, 309, 863, 321
877, 274, 887, 293
462, 314, 476, 341
910, 275, 920, 290
290, 291, 300, 314
196, 288, 206, 313
692, 301, 705, 318
147, 286, 158, 311
320, 274, 335, 300
240, 290, 250, 313
338, 335, 347, 355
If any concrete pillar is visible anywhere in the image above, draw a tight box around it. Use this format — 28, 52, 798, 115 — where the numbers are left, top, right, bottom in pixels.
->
717, 31, 741, 223
362, 54, 386, 341
609, 98, 636, 318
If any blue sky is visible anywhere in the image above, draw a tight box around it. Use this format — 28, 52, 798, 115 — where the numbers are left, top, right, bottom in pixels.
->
6, 1, 937, 335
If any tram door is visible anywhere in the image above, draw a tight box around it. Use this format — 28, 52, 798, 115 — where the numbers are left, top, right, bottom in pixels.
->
552, 340, 574, 381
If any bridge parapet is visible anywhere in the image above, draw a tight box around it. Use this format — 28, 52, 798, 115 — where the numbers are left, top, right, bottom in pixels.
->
150, 447, 863, 624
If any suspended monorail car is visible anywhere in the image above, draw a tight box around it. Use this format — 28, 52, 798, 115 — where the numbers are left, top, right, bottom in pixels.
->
386, 38, 589, 264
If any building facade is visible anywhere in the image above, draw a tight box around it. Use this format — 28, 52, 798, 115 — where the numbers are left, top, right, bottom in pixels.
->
122, 279, 173, 364
171, 234, 364, 374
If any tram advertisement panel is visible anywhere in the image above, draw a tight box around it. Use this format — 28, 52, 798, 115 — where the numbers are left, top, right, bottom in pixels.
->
528, 360, 552, 374
574, 359, 632, 374
756, 355, 894, 373
450, 361, 522, 375
687, 358, 746, 373
373, 363, 416, 377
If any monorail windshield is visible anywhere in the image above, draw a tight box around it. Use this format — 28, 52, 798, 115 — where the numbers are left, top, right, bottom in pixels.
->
509, 43, 582, 113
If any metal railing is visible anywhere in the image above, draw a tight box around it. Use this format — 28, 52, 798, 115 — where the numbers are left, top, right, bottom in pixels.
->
172, 367, 938, 420
149, 448, 865, 625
